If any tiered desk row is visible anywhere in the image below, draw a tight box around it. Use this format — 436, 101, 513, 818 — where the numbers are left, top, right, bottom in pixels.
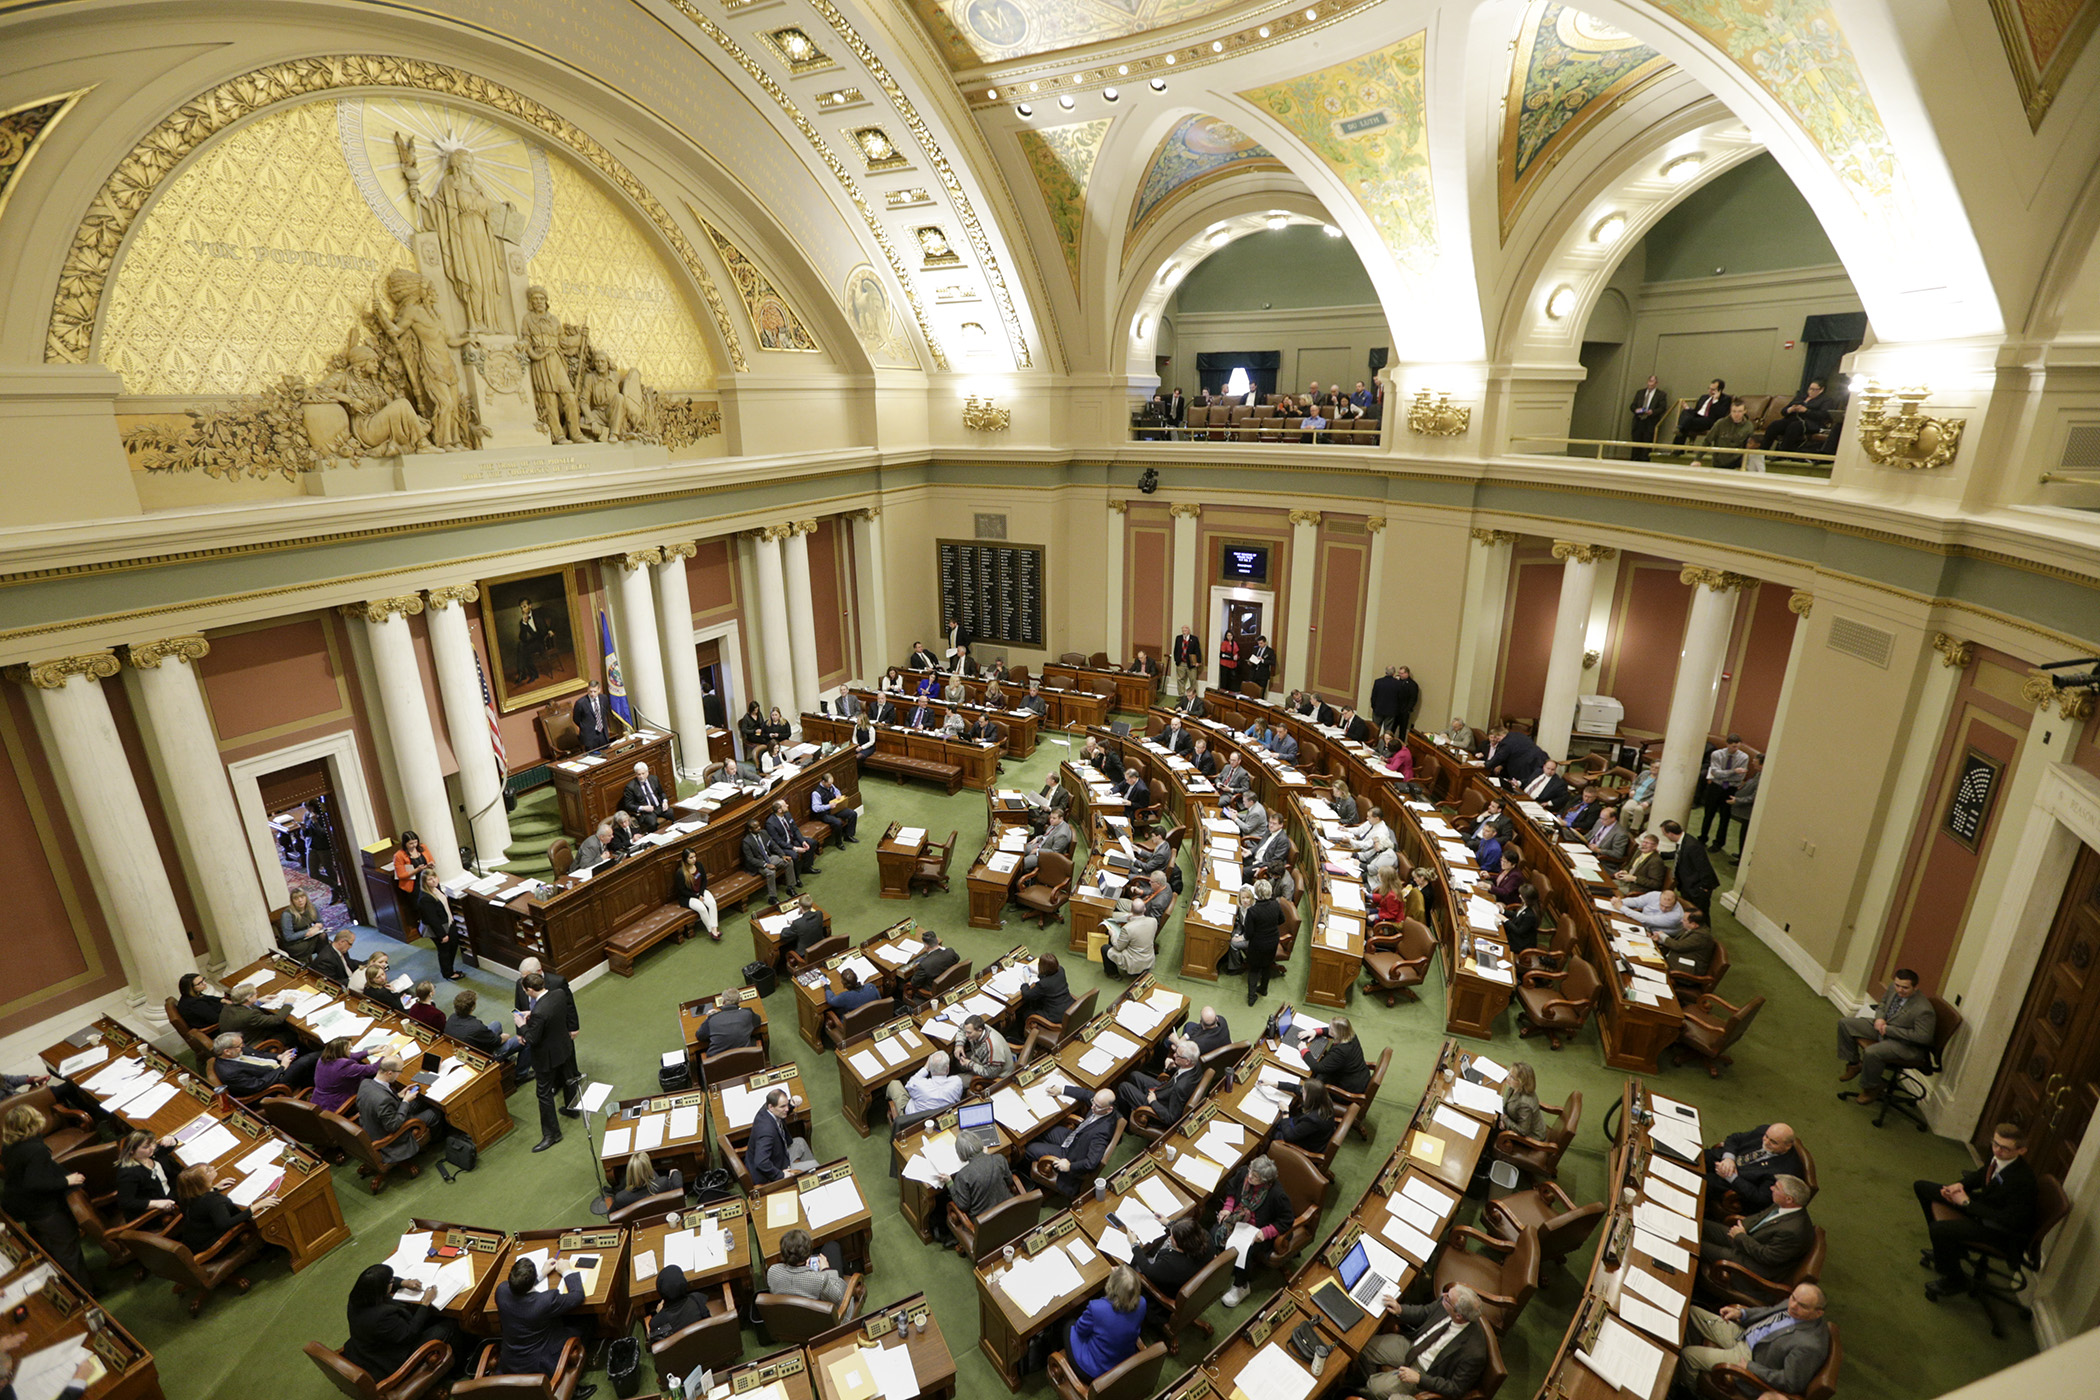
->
0, 1214, 161, 1400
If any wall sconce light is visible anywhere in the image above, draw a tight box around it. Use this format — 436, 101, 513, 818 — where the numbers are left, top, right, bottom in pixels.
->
962, 395, 1010, 432
1407, 389, 1471, 437
1661, 152, 1706, 183
1856, 385, 1967, 470
1546, 285, 1577, 319
1582, 648, 1601, 670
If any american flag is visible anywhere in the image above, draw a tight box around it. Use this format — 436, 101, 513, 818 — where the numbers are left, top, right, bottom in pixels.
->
475, 650, 506, 770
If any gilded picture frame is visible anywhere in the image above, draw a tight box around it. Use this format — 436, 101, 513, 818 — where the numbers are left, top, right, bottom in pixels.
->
478, 565, 591, 712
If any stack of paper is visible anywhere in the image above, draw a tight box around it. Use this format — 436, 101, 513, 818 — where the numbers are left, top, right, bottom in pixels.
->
874, 1034, 913, 1067
668, 1104, 701, 1142
1634, 1199, 1698, 1244
1233, 1344, 1317, 1400
1431, 1103, 1482, 1137
602, 1126, 634, 1156
1133, 1173, 1183, 1220
1446, 1078, 1502, 1116
803, 1175, 864, 1230
896, 827, 927, 847
56, 1045, 109, 1077
176, 1122, 241, 1167
1171, 1151, 1224, 1194
634, 1114, 668, 1151
1115, 998, 1167, 1036
1577, 1315, 1666, 1397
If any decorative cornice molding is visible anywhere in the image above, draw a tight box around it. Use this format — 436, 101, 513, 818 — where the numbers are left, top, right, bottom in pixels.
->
1932, 633, 1973, 669
1551, 540, 1617, 564
609, 547, 665, 570
1469, 528, 1519, 546
1787, 590, 1815, 617
789, 520, 819, 537
1107, 499, 1128, 515
2023, 670, 2096, 721
339, 596, 424, 624
750, 523, 794, 544
125, 635, 209, 669
659, 542, 698, 562
424, 584, 479, 610
1365, 517, 1387, 534
1168, 503, 1201, 520
1288, 509, 1322, 527
1679, 565, 1752, 591
6, 651, 121, 689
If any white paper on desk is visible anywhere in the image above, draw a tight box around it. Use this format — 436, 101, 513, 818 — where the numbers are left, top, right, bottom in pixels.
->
1274, 1043, 1310, 1074
10, 1337, 99, 1400
1098, 1227, 1134, 1263
123, 1080, 182, 1119
662, 1229, 697, 1272
102, 1072, 169, 1115
1076, 1047, 1116, 1077
867, 1340, 922, 1400
1400, 1174, 1458, 1216
1095, 1031, 1140, 1061
1236, 1343, 1317, 1400
803, 1175, 864, 1230
1649, 1091, 1702, 1131
1647, 1156, 1701, 1195
668, 1105, 701, 1142
0, 1264, 53, 1313
1466, 896, 1503, 929
991, 1087, 1036, 1133
1377, 1212, 1437, 1266
875, 942, 915, 966
1649, 1117, 1703, 1159
634, 1114, 668, 1152
1132, 1174, 1183, 1220
1329, 882, 1364, 912
1066, 1235, 1097, 1268
1237, 1083, 1286, 1125
1225, 1220, 1262, 1266
1622, 1265, 1688, 1319
427, 1060, 476, 1103
84, 1057, 146, 1095
1173, 1152, 1224, 1194
902, 1154, 946, 1187
848, 1049, 883, 1080
233, 1140, 284, 1177
1117, 1204, 1166, 1246
1431, 1104, 1483, 1137
1633, 1229, 1692, 1273
1630, 986, 1662, 1006
1213, 864, 1243, 893
874, 1034, 913, 1069
177, 1123, 240, 1167
227, 1170, 280, 1209
1614, 1289, 1681, 1343
1579, 1315, 1665, 1399
1634, 1200, 1697, 1243
1116, 999, 1167, 1036
758, 914, 791, 935
602, 1126, 633, 1156
897, 827, 927, 846
57, 1045, 107, 1076
384, 1233, 432, 1274
632, 1248, 658, 1282
1643, 1179, 1697, 1219
1386, 1190, 1443, 1238
1445, 1079, 1501, 1117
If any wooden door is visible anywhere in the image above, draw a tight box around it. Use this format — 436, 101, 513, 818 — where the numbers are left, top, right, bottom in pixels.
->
1976, 843, 2100, 1181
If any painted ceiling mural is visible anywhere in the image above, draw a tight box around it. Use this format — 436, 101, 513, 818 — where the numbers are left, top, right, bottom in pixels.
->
1499, 5, 1671, 241
908, 0, 1246, 69
1126, 115, 1285, 257
1988, 0, 2099, 127
1015, 118, 1111, 297
1240, 32, 1437, 275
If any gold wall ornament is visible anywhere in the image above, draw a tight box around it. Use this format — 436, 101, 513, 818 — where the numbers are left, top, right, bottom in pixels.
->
761, 26, 837, 75
610, 548, 666, 571
0, 89, 92, 233
790, 520, 820, 536
1550, 540, 1616, 564
1932, 633, 1973, 669
751, 523, 794, 544
660, 542, 698, 562
851, 507, 881, 521
1169, 503, 1202, 520
124, 635, 211, 669
962, 396, 1011, 432
339, 596, 425, 624
1107, 499, 1129, 514
5, 652, 123, 690
696, 212, 820, 352
1365, 517, 1387, 533
1679, 565, 1752, 591
425, 584, 480, 610
123, 377, 333, 481
1855, 386, 1966, 470
1406, 390, 1472, 437
2022, 670, 2097, 721
1582, 648, 1602, 670
1469, 528, 1520, 545
1288, 510, 1323, 527
1787, 590, 1815, 617
45, 56, 745, 372
658, 398, 723, 450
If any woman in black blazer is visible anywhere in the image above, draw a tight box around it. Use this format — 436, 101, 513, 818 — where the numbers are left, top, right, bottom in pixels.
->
647, 1264, 711, 1343
1276, 1080, 1337, 1152
175, 1164, 276, 1254
608, 1149, 684, 1213
1503, 883, 1543, 955
1018, 954, 1073, 1025
1136, 1218, 1215, 1296
113, 1131, 181, 1220
1, 1106, 88, 1284
1217, 1154, 1294, 1303
414, 869, 461, 981
1239, 881, 1285, 1006
763, 706, 794, 745
1304, 1015, 1371, 1094
342, 1263, 467, 1380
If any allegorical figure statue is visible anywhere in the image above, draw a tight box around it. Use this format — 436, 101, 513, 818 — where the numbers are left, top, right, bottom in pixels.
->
307, 343, 431, 456
396, 134, 512, 334
520, 284, 582, 443
373, 269, 470, 449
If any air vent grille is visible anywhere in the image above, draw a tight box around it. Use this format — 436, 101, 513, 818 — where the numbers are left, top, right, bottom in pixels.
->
2060, 425, 2100, 469
1826, 615, 1895, 669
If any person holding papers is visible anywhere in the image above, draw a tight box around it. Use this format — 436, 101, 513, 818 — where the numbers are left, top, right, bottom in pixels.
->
212, 1030, 320, 1096
1215, 1155, 1294, 1306
810, 775, 859, 848
765, 1229, 857, 1318
1024, 1087, 1118, 1197
495, 1256, 594, 1394
1067, 1265, 1147, 1380
1613, 888, 1686, 935
671, 849, 720, 942
113, 1131, 183, 1219
2, 1106, 90, 1283
217, 982, 294, 1041
1678, 1285, 1831, 1395
1701, 1124, 1803, 1219
353, 950, 409, 1014
645, 1264, 711, 1344
355, 1057, 445, 1166
344, 1263, 468, 1382
1302, 1016, 1371, 1094
175, 1162, 274, 1253
1355, 1284, 1490, 1398
1137, 1219, 1216, 1295
313, 1038, 380, 1114
746, 1089, 818, 1182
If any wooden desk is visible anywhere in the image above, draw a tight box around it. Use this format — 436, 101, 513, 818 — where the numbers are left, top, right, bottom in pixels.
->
680, 986, 772, 1066
477, 1225, 628, 1339
836, 1019, 937, 1137
1072, 1155, 1199, 1238
750, 898, 831, 974
41, 1017, 349, 1271
1446, 928, 1516, 1036
973, 1214, 1113, 1390
890, 1113, 1019, 1243
395, 1220, 509, 1324
789, 921, 921, 1050
0, 1216, 163, 1400
1199, 1292, 1346, 1400
622, 1198, 755, 1326
713, 1349, 814, 1400
601, 1091, 710, 1187
966, 827, 1027, 930
1304, 901, 1366, 1009
706, 1065, 807, 1166
877, 824, 926, 900
902, 668, 1112, 731
550, 730, 675, 839
806, 714, 1004, 791
807, 1295, 957, 1400
842, 689, 1040, 759
752, 1161, 873, 1276
1156, 1100, 1261, 1203
1395, 1041, 1496, 1192
1211, 1049, 1301, 1142
1043, 662, 1159, 713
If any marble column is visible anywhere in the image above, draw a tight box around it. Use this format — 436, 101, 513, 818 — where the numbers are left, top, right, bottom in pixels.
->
749, 525, 798, 724
1725, 590, 1817, 901
10, 653, 196, 1023
1355, 517, 1389, 713
1282, 509, 1321, 696
653, 543, 711, 775
423, 586, 512, 864
608, 549, 670, 729
1170, 503, 1201, 693
1537, 541, 1615, 758
849, 509, 890, 676
123, 636, 275, 966
1451, 529, 1518, 727
1104, 501, 1127, 660
1651, 566, 1751, 830
782, 520, 822, 715
343, 596, 463, 882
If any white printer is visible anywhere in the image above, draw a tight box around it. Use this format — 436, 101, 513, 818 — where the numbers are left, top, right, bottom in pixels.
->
1574, 695, 1623, 736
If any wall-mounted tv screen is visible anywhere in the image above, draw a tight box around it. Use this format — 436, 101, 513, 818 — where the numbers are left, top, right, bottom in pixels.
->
1222, 545, 1270, 583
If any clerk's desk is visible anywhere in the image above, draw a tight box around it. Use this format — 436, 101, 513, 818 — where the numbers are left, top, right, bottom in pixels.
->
800, 711, 1001, 791
549, 729, 676, 839
839, 687, 1040, 758
1041, 661, 1160, 713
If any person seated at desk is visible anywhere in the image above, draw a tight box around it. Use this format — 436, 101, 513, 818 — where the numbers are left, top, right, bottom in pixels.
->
495, 1255, 593, 1395
279, 888, 326, 960
950, 646, 981, 679
1267, 726, 1302, 762
1301, 1015, 1371, 1094
900, 929, 959, 1005
1915, 1121, 2039, 1300
1325, 780, 1359, 825
312, 1038, 379, 1114
955, 1016, 1014, 1080
352, 950, 408, 1013
1616, 832, 1667, 895
646, 1264, 711, 1345
1189, 737, 1219, 776
1021, 681, 1048, 716
811, 775, 859, 849
1369, 868, 1406, 926
755, 740, 797, 778
447, 989, 531, 1080
1244, 812, 1291, 889
1355, 1284, 1490, 1399
1276, 1079, 1337, 1152
1017, 953, 1073, 1026
1137, 1218, 1216, 1296
1024, 812, 1073, 873
879, 666, 906, 695
746, 1089, 817, 1182
866, 693, 901, 727
1700, 1175, 1817, 1288
1334, 707, 1371, 744
1488, 850, 1526, 911
574, 820, 618, 869
907, 642, 941, 671
1023, 1086, 1118, 1196
944, 1135, 1014, 1221
1613, 887, 1686, 934
1120, 768, 1154, 815
1361, 826, 1400, 885
344, 1262, 470, 1383
402, 981, 446, 1035
887, 1050, 965, 1121
1068, 1264, 1147, 1381
851, 716, 879, 760
778, 904, 827, 959
1216, 1154, 1294, 1307
1160, 717, 1194, 755
1518, 757, 1571, 810
621, 760, 673, 834
216, 981, 292, 1041
175, 1162, 275, 1254
1228, 795, 1266, 845
1128, 650, 1160, 681
939, 707, 968, 739
698, 990, 759, 1055
1104, 875, 1170, 980
1558, 784, 1606, 835
1466, 797, 1514, 856
941, 674, 965, 704
983, 680, 1009, 711
1659, 907, 1719, 984
832, 689, 864, 721
1182, 1006, 1232, 1059
113, 1130, 182, 1219
906, 699, 937, 731
1679, 1285, 1832, 1397
175, 972, 225, 1031
763, 706, 794, 746
1179, 687, 1209, 719
827, 969, 881, 1019
213, 1030, 319, 1095
357, 1057, 445, 1165
742, 819, 800, 903
1586, 803, 1631, 865
1116, 1040, 1200, 1119
1443, 716, 1482, 753
1702, 1123, 1802, 1218
609, 1148, 683, 1212
767, 1229, 857, 1318
1215, 751, 1252, 795
1503, 883, 1543, 955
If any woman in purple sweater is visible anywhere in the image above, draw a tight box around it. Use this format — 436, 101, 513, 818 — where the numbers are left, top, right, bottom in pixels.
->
313, 1037, 379, 1114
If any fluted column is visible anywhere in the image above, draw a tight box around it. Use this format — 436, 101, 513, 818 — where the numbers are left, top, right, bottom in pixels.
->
1170, 503, 1201, 694
1452, 529, 1518, 726
1356, 517, 1388, 713
1105, 501, 1127, 660
1652, 567, 1753, 829
653, 543, 711, 775
1282, 510, 1321, 696
343, 597, 463, 882
749, 525, 798, 724
423, 586, 512, 864
849, 509, 890, 675
9, 653, 196, 1023
1538, 541, 1616, 758
781, 520, 822, 716
123, 636, 275, 966
607, 549, 670, 729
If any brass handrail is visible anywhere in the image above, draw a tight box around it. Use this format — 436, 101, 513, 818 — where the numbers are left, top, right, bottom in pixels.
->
1508, 435, 1838, 468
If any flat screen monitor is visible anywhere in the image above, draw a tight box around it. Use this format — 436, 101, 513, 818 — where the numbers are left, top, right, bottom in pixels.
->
1223, 545, 1269, 582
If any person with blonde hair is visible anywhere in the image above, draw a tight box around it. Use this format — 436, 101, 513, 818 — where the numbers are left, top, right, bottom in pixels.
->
2, 1105, 88, 1282
1068, 1263, 1147, 1378
610, 1148, 683, 1212
176, 1162, 275, 1253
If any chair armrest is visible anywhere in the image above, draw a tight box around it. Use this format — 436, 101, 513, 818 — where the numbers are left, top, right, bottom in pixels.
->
1680, 1007, 1725, 1036
1698, 992, 1743, 1016
379, 1338, 454, 1393
834, 1274, 866, 1321
1700, 1362, 1786, 1400
1537, 1180, 1578, 1214
1520, 969, 1566, 990
1045, 1350, 1084, 1399
194, 1219, 258, 1263
1493, 1130, 1556, 1157
371, 1117, 431, 1152
552, 1335, 586, 1400
1705, 1258, 1792, 1303
1449, 1224, 1513, 1255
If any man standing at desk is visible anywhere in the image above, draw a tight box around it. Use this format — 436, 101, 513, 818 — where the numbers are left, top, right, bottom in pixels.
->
1172, 626, 1203, 698
747, 1088, 817, 1181
496, 1257, 595, 1398
517, 972, 581, 1152
620, 761, 672, 834
572, 680, 615, 752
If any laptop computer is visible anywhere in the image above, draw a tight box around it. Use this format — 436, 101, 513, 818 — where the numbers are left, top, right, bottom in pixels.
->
1338, 1239, 1393, 1309
956, 1100, 998, 1152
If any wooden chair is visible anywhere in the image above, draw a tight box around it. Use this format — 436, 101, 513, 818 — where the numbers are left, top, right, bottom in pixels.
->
1310, 1104, 1359, 1173
1696, 1321, 1841, 1400
1936, 1174, 2070, 1337
946, 1181, 1041, 1263
1329, 1047, 1391, 1142
1140, 1247, 1235, 1355
1197, 1040, 1250, 1079
1015, 850, 1074, 927
910, 831, 958, 896
165, 999, 219, 1063
1668, 937, 1731, 1003
1495, 1091, 1580, 1181
1702, 1225, 1827, 1309
1129, 1070, 1213, 1144
1515, 955, 1600, 1050
66, 1181, 160, 1274
1672, 993, 1766, 1077
786, 934, 848, 974
1451, 1321, 1508, 1400
117, 1215, 269, 1318
648, 1284, 742, 1383
723, 1143, 756, 1194
1274, 899, 1302, 960
914, 958, 973, 1007
824, 997, 896, 1050
1046, 1340, 1167, 1400
755, 1275, 864, 1344
321, 1105, 431, 1194
304, 1339, 453, 1400
1028, 987, 1098, 1045
1261, 1142, 1331, 1268
453, 1336, 585, 1400
1431, 1223, 1541, 1331
260, 1097, 344, 1162
1363, 918, 1434, 1005
1483, 1182, 1605, 1266
609, 1188, 686, 1226
698, 1044, 767, 1089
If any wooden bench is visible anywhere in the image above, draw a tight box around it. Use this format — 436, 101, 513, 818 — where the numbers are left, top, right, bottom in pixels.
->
865, 752, 964, 795
712, 870, 764, 912
605, 904, 697, 977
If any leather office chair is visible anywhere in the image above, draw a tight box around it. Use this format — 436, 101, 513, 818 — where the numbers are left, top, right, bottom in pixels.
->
1274, 898, 1301, 961
786, 933, 849, 976
1864, 994, 1961, 1132
756, 1275, 864, 1343
1328, 1046, 1391, 1141
1129, 1070, 1213, 1144
1483, 1182, 1604, 1266
1028, 988, 1097, 1045
824, 996, 895, 1050
1259, 1143, 1330, 1270
453, 1336, 585, 1400
1696, 1320, 1840, 1400
260, 1097, 345, 1162
118, 1215, 269, 1317
1668, 937, 1731, 1003
305, 1339, 453, 1400
1936, 1173, 2070, 1337
165, 999, 219, 1063
1515, 955, 1601, 1050
1140, 1248, 1235, 1355
1310, 1105, 1359, 1173
910, 831, 958, 896
1197, 1039, 1250, 1078
608, 1188, 686, 1226
1672, 993, 1765, 1077
65, 1180, 158, 1274
699, 1043, 767, 1089
1046, 1339, 1167, 1400
1494, 1091, 1580, 1181
1014, 850, 1074, 927
946, 1180, 1041, 1263
546, 839, 574, 880
3, 1085, 95, 1158
1363, 918, 1434, 1004
1431, 1223, 1541, 1331
1449, 1322, 1508, 1400
1029, 1115, 1124, 1196
1702, 1224, 1827, 1309
321, 1105, 431, 1194
648, 1284, 742, 1382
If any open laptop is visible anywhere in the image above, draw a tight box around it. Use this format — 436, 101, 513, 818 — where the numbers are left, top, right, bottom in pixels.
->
1338, 1238, 1393, 1309
956, 1100, 998, 1152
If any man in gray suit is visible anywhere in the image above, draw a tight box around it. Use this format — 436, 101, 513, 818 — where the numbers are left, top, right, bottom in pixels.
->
833, 690, 863, 720
1679, 1284, 1831, 1395
1023, 811, 1073, 872
1838, 968, 1937, 1104
355, 1058, 444, 1164
1699, 1176, 1816, 1281
1586, 804, 1631, 865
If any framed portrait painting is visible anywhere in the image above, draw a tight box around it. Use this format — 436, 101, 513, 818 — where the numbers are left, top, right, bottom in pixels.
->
478, 566, 590, 711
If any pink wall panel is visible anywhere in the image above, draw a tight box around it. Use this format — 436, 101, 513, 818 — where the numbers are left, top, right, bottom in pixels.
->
197, 619, 340, 739
1714, 584, 1798, 750
1494, 552, 1560, 723
1311, 536, 1368, 700
1609, 564, 1694, 735
808, 519, 847, 682
1126, 522, 1172, 658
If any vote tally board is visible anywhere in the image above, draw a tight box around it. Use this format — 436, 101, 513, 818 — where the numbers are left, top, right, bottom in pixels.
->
936, 540, 1044, 648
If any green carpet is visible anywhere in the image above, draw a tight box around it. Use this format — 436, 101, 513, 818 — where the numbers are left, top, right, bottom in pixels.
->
96, 732, 2035, 1400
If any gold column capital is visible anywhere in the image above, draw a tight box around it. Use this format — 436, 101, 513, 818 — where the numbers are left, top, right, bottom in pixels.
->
5, 651, 122, 689
789, 519, 819, 537
2023, 671, 2096, 721
1932, 633, 1973, 670
1678, 565, 1752, 591
608, 547, 665, 571
1469, 528, 1519, 546
751, 523, 794, 543
1107, 499, 1129, 515
425, 584, 480, 610
1365, 517, 1387, 534
659, 542, 698, 562
1288, 509, 1322, 528
1551, 540, 1616, 564
339, 596, 425, 624
125, 635, 211, 669
1787, 590, 1815, 617
851, 506, 881, 522
1168, 502, 1202, 521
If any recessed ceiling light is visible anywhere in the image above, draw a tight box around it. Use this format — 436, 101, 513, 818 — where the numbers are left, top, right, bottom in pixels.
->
1058, 94, 1074, 109
1015, 103, 1032, 118
1118, 64, 1129, 75
1546, 285, 1578, 319
1321, 223, 1343, 238
1208, 228, 1232, 246
1259, 26, 1271, 38
1266, 215, 1288, 230
986, 88, 998, 100
1212, 40, 1224, 52
1029, 82, 1039, 93
1150, 77, 1167, 92
1304, 7, 1318, 20
1662, 152, 1705, 183
1103, 87, 1119, 102
1590, 212, 1627, 245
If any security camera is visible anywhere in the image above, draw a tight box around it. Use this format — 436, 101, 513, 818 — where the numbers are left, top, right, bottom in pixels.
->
1138, 469, 1159, 495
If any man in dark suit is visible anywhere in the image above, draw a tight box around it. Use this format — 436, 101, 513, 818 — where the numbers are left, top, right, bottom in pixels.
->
1839, 966, 1938, 1104
1701, 1122, 1802, 1219
1242, 636, 1275, 693
511, 959, 580, 1034
1160, 718, 1195, 755
900, 929, 959, 1004
1482, 726, 1547, 785
1700, 1175, 1815, 1284
907, 701, 935, 730
1171, 626, 1203, 697
766, 799, 819, 876
211, 1031, 318, 1096
746, 1088, 815, 1182
1123, 769, 1153, 818
951, 645, 980, 677
781, 904, 829, 958
355, 1059, 444, 1165
619, 760, 672, 834
742, 819, 799, 903
701, 682, 726, 729
446, 989, 531, 1079
1629, 374, 1667, 460
1334, 707, 1371, 744
1183, 1006, 1232, 1058
495, 1257, 594, 1395
307, 929, 362, 984
943, 618, 971, 657
516, 972, 580, 1151
870, 695, 899, 725
1023, 1087, 1119, 1197
907, 641, 940, 671
1664, 820, 1720, 913
832, 690, 862, 720
1115, 1042, 1201, 1120
1368, 666, 1405, 733
1766, 379, 1834, 454
1681, 1286, 1831, 1395
1521, 757, 1572, 810
571, 681, 614, 751
1356, 1284, 1491, 1398
1916, 1122, 2040, 1298
1675, 378, 1728, 444
1245, 813, 1290, 886
697, 991, 760, 1054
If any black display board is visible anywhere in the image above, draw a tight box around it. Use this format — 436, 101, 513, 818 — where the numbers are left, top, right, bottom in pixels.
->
937, 539, 1045, 648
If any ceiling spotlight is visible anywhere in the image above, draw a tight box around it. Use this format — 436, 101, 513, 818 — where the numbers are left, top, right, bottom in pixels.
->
1103, 87, 1120, 101
1546, 285, 1578, 319
1118, 64, 1129, 75
1164, 54, 1176, 65
986, 88, 998, 100
1590, 212, 1627, 245
1266, 214, 1288, 230
1259, 25, 1271, 38
1208, 228, 1232, 246
1662, 152, 1705, 183
1212, 40, 1224, 52
1321, 223, 1343, 238
1029, 82, 1039, 92
1150, 77, 1167, 91
1015, 103, 1032, 118
1058, 94, 1074, 109
1304, 7, 1318, 19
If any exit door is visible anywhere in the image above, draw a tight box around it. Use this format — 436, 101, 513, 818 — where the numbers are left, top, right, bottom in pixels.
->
1211, 585, 1271, 695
